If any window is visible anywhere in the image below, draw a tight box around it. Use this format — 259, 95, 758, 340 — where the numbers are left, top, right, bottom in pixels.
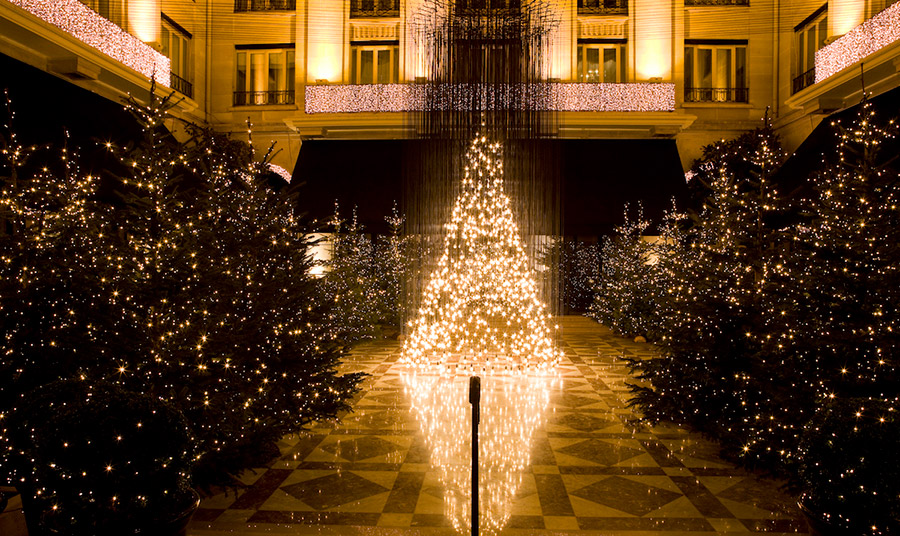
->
350, 44, 399, 84
80, 0, 124, 25
349, 0, 400, 18
684, 42, 747, 102
161, 15, 192, 98
577, 0, 628, 15
576, 43, 625, 83
793, 5, 827, 93
234, 0, 295, 12
234, 47, 296, 106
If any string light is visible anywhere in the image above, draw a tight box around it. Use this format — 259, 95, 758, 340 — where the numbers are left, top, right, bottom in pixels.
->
401, 135, 560, 371
8, 0, 170, 86
402, 368, 557, 536
305, 82, 675, 114
815, 1, 900, 83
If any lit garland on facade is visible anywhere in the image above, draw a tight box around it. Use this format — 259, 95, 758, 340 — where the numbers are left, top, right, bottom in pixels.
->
305, 82, 675, 114
8, 0, 170, 86
401, 136, 560, 371
815, 1, 900, 83
402, 370, 557, 536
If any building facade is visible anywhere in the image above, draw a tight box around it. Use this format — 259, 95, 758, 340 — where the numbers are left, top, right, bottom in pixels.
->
1, 0, 899, 173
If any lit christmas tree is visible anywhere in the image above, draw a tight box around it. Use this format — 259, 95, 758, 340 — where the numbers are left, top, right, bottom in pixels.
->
402, 136, 559, 370
628, 116, 790, 454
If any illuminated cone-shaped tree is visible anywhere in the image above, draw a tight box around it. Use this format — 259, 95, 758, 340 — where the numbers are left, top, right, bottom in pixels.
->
402, 136, 559, 369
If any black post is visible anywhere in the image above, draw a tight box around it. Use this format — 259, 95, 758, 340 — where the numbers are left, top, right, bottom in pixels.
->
469, 376, 481, 536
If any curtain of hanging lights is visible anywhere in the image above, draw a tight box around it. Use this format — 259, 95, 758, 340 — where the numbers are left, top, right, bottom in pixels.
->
402, 0, 562, 346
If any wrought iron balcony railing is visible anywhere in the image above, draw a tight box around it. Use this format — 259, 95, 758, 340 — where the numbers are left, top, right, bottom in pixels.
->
170, 73, 193, 99
684, 87, 749, 103
234, 0, 295, 12
577, 0, 627, 15
349, 0, 400, 18
233, 90, 295, 106
792, 68, 816, 94
684, 0, 749, 5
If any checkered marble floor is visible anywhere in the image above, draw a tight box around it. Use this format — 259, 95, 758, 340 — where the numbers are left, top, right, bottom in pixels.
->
189, 316, 808, 536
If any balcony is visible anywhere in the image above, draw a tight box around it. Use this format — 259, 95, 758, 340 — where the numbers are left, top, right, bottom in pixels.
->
577, 0, 627, 15
684, 0, 749, 5
234, 90, 295, 106
171, 73, 193, 99
792, 68, 815, 95
349, 0, 400, 18
234, 0, 295, 13
684, 87, 749, 103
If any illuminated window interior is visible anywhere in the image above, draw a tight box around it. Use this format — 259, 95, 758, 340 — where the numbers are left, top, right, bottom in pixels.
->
235, 46, 296, 105
684, 41, 747, 102
576, 41, 626, 83
161, 15, 191, 93
350, 44, 400, 84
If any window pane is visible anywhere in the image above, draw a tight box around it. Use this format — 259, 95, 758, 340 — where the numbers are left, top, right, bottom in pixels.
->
716, 48, 732, 90
806, 29, 815, 71
161, 27, 170, 58
698, 48, 712, 88
250, 52, 265, 97
684, 47, 693, 88
269, 51, 283, 92
351, 47, 358, 84
377, 49, 391, 83
586, 47, 600, 83
236, 52, 247, 91
577, 46, 583, 81
818, 17, 828, 49
361, 50, 373, 84
603, 47, 616, 82
620, 46, 626, 82
171, 37, 181, 75
735, 47, 746, 89
393, 46, 399, 82
286, 50, 295, 91
182, 38, 190, 79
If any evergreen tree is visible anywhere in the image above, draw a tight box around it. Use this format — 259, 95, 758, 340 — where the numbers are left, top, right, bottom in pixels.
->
590, 204, 662, 338
629, 117, 789, 452
0, 89, 363, 489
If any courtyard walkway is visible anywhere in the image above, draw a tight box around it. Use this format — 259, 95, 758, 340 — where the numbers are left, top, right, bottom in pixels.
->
190, 316, 807, 536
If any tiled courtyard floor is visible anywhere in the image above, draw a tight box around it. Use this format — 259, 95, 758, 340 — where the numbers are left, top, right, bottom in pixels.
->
190, 316, 808, 536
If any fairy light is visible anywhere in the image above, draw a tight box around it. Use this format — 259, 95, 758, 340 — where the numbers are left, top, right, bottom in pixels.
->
305, 82, 675, 113
401, 135, 560, 371
815, 1, 900, 83
266, 163, 292, 183
402, 368, 557, 536
8, 0, 170, 86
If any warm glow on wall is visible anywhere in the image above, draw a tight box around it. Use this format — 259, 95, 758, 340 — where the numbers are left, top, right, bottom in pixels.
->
633, 0, 672, 80
128, 0, 160, 43
306, 0, 344, 83
829, 0, 866, 36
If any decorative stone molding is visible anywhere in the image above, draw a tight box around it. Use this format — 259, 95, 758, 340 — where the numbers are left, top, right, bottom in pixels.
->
350, 21, 400, 41
578, 17, 627, 39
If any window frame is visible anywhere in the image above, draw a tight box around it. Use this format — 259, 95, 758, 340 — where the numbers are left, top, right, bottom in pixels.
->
349, 43, 400, 85
234, 45, 296, 106
684, 40, 748, 103
575, 41, 626, 83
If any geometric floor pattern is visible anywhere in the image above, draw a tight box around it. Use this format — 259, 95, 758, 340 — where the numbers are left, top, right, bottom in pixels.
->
189, 316, 808, 535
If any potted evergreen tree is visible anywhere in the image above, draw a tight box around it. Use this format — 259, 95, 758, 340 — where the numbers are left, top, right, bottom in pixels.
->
796, 396, 900, 536
5, 379, 199, 536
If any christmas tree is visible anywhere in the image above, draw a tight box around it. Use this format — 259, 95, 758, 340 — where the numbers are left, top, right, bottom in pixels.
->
0, 88, 363, 490
402, 136, 559, 370
590, 203, 665, 338
628, 117, 790, 454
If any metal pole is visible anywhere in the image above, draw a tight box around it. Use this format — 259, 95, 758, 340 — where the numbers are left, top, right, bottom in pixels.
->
469, 376, 481, 536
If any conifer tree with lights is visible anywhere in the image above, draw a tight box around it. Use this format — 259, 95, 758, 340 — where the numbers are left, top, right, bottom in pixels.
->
0, 89, 364, 497
402, 136, 559, 369
555, 239, 601, 313
779, 97, 900, 534
373, 202, 412, 334
627, 117, 790, 450
590, 204, 663, 338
